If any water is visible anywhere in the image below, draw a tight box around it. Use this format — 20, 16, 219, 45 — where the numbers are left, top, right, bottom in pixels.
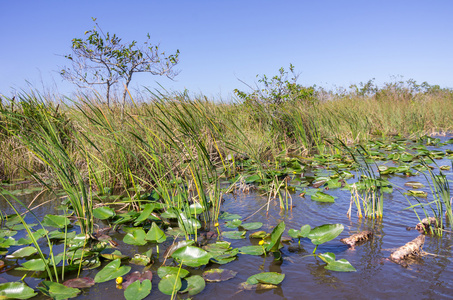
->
1, 139, 453, 299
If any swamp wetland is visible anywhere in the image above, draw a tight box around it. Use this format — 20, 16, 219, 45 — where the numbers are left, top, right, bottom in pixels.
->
0, 82, 453, 299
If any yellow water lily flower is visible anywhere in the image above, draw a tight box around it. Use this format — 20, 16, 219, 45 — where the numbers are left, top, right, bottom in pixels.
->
116, 277, 123, 284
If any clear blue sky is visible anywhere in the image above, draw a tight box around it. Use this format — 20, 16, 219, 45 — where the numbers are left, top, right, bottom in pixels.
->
1, 1, 452, 100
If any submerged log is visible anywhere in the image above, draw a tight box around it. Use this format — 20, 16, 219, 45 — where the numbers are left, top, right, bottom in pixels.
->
389, 235, 425, 265
415, 217, 441, 234
340, 231, 373, 248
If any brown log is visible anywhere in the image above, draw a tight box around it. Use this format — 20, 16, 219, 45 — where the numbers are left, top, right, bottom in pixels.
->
415, 217, 441, 234
340, 231, 373, 248
389, 235, 425, 264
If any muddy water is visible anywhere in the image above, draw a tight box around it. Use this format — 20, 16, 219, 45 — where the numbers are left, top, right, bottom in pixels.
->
2, 142, 453, 299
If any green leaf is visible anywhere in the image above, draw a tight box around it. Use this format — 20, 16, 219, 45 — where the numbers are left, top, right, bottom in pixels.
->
238, 245, 265, 255
41, 214, 70, 228
158, 274, 182, 295
6, 246, 37, 259
16, 258, 46, 271
325, 259, 356, 272
123, 228, 147, 246
189, 203, 204, 215
124, 279, 151, 300
93, 206, 116, 220
225, 219, 242, 228
157, 266, 190, 279
178, 213, 201, 234
307, 224, 344, 245
311, 191, 335, 202
48, 230, 76, 240
145, 222, 166, 243
219, 212, 242, 220
100, 249, 128, 260
249, 231, 268, 239
171, 246, 212, 268
202, 268, 237, 282
38, 281, 80, 300
129, 254, 151, 266
265, 221, 285, 252
318, 252, 336, 264
94, 259, 131, 283
221, 231, 246, 239
240, 222, 263, 231
404, 181, 425, 189
246, 272, 285, 285
0, 282, 37, 299
180, 275, 205, 295
133, 203, 155, 226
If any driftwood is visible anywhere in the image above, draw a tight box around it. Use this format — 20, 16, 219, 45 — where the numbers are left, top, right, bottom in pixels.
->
390, 235, 425, 266
415, 217, 441, 234
340, 231, 373, 248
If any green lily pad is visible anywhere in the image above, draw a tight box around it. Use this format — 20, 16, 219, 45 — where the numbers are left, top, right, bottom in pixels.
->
249, 231, 269, 239
41, 214, 70, 228
318, 252, 336, 264
158, 274, 182, 295
308, 224, 344, 245
265, 221, 285, 252
6, 246, 37, 259
38, 281, 80, 300
225, 219, 242, 228
203, 268, 237, 282
325, 259, 357, 272
246, 272, 285, 285
203, 241, 231, 253
48, 230, 76, 240
93, 206, 116, 220
407, 190, 428, 197
94, 259, 131, 283
238, 245, 265, 255
311, 191, 335, 203
240, 222, 263, 231
157, 266, 190, 279
219, 212, 242, 220
171, 246, 212, 268
124, 279, 152, 300
134, 203, 156, 226
222, 231, 246, 239
189, 203, 204, 215
180, 275, 205, 296
16, 258, 47, 271
145, 222, 166, 243
100, 249, 128, 260
288, 224, 311, 239
130, 254, 151, 266
123, 228, 147, 246
0, 282, 37, 299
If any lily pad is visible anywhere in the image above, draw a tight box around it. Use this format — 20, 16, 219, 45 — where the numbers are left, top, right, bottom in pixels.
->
158, 274, 182, 295
0, 282, 37, 299
246, 272, 285, 285
240, 222, 263, 231
6, 246, 37, 259
225, 219, 242, 228
249, 231, 269, 239
41, 214, 70, 228
265, 221, 285, 252
189, 203, 204, 215
157, 266, 190, 279
123, 228, 147, 246
219, 212, 242, 220
123, 270, 153, 289
94, 259, 131, 283
38, 281, 80, 300
124, 279, 152, 300
129, 254, 151, 266
307, 224, 344, 245
324, 259, 357, 272
203, 269, 237, 282
407, 190, 428, 197
93, 206, 116, 220
63, 277, 95, 288
404, 181, 425, 189
133, 203, 155, 226
238, 245, 265, 255
180, 275, 205, 295
311, 191, 335, 203
222, 231, 246, 239
100, 249, 128, 260
171, 246, 212, 268
288, 224, 311, 239
145, 222, 166, 243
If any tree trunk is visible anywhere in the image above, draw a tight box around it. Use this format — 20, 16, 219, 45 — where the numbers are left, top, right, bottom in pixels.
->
121, 73, 133, 120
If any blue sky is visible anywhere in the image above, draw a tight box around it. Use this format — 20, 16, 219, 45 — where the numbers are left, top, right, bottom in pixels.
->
1, 1, 452, 99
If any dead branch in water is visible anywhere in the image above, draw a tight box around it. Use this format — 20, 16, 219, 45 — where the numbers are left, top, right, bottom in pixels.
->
340, 231, 373, 248
390, 235, 425, 267
415, 217, 442, 234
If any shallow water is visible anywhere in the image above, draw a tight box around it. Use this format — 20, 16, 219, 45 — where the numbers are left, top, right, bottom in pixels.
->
2, 138, 453, 299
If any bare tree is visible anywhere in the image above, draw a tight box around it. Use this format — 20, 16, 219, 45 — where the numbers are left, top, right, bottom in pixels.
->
61, 18, 179, 108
